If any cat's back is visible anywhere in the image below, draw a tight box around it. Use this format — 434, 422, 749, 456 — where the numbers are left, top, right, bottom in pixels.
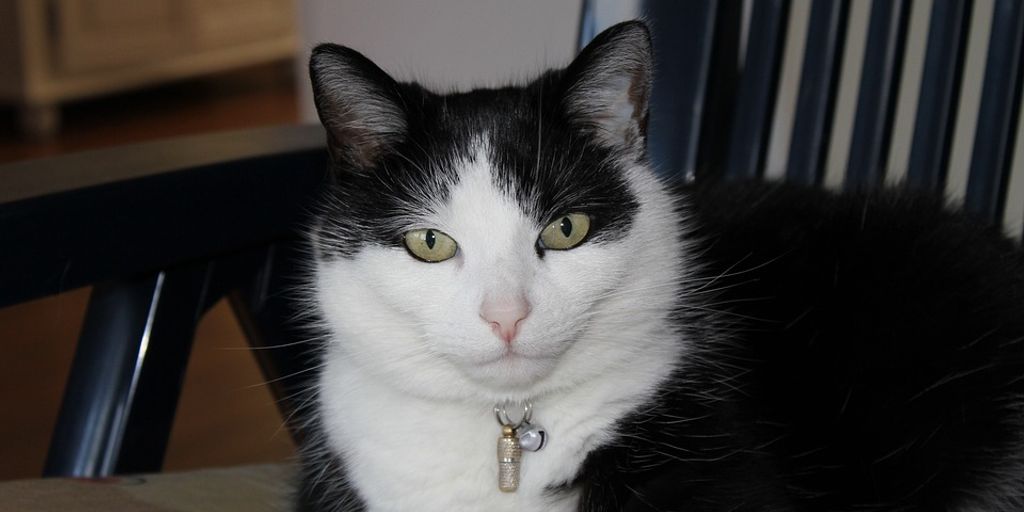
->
666, 181, 1024, 510
684, 180, 1024, 355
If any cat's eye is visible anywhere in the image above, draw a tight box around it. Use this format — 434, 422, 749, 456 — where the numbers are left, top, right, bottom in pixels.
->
539, 213, 591, 250
404, 229, 458, 262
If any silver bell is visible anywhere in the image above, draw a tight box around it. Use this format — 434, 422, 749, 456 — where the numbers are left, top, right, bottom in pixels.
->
517, 423, 547, 452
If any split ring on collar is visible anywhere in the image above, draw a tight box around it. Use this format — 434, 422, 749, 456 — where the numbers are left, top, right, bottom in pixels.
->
494, 400, 533, 429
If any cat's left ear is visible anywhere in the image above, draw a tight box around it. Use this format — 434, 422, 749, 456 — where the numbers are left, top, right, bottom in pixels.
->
561, 21, 652, 159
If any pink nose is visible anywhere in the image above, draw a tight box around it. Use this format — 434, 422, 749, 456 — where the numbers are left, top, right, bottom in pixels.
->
480, 295, 531, 343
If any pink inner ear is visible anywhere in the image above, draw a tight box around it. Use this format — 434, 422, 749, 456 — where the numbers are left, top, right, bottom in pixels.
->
480, 295, 532, 343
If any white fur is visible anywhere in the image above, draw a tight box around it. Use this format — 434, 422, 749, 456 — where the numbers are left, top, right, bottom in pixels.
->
313, 139, 687, 511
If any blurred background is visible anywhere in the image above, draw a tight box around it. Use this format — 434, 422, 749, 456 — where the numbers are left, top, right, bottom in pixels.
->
0, 0, 585, 480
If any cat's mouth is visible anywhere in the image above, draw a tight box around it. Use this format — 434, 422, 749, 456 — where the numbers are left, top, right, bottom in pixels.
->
478, 346, 554, 366
442, 329, 571, 366
502, 349, 553, 364
451, 344, 563, 389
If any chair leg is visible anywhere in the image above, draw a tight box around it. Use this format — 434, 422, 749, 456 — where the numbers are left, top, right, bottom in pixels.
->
44, 263, 213, 477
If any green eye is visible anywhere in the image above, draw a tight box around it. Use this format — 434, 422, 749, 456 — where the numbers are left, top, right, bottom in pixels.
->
404, 229, 458, 262
539, 213, 590, 250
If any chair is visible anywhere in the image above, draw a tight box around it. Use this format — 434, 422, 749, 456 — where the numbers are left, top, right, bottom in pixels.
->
0, 125, 327, 478
582, 0, 1024, 229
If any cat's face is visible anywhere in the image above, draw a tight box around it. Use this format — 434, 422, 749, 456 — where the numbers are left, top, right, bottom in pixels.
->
310, 22, 684, 401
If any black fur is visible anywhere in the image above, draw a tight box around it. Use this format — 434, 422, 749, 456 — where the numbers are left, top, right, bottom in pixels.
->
296, 422, 366, 512
308, 31, 642, 261
576, 181, 1024, 511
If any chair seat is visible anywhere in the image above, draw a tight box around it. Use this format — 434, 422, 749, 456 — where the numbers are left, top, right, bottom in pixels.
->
0, 464, 294, 512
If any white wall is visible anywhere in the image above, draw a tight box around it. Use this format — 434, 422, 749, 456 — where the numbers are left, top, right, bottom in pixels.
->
296, 0, 583, 123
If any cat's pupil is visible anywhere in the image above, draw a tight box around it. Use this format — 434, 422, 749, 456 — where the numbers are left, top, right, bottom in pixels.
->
425, 229, 436, 249
560, 217, 573, 237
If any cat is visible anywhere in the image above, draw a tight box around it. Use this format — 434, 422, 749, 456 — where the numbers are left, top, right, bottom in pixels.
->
296, 20, 1024, 511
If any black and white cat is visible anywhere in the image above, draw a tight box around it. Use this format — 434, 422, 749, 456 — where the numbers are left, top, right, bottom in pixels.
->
297, 21, 1024, 511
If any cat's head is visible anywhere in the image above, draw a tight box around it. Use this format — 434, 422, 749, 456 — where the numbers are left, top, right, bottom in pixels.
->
309, 21, 685, 402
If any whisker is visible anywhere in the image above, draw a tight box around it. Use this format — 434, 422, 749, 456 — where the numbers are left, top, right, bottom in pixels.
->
217, 337, 319, 351
244, 363, 326, 390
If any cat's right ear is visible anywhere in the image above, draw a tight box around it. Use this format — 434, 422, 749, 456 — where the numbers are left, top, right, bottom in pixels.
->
309, 44, 407, 169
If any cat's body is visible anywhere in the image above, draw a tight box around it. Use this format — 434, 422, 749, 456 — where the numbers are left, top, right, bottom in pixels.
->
574, 182, 1024, 511
298, 21, 1024, 511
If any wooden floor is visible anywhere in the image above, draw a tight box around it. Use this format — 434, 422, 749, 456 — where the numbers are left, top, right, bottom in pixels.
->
0, 63, 301, 480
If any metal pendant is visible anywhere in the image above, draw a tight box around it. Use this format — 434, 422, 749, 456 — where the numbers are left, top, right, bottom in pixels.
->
497, 424, 521, 492
494, 400, 546, 492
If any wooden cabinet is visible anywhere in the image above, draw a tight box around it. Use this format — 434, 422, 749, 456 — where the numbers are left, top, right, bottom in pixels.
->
0, 0, 297, 137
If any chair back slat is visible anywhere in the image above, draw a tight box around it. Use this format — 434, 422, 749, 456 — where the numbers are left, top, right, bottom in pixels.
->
944, 0, 995, 203
1002, 85, 1024, 234
642, 0, 723, 181
821, 0, 874, 189
761, 0, 810, 182
964, 0, 1024, 222
844, 0, 912, 189
882, 0, 932, 188
786, 0, 850, 186
723, 0, 790, 180
905, 0, 972, 193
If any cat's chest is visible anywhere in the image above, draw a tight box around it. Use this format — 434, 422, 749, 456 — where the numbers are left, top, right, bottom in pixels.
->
320, 371, 622, 511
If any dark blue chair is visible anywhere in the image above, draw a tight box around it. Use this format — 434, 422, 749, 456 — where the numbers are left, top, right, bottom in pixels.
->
582, 0, 1024, 228
0, 126, 327, 477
